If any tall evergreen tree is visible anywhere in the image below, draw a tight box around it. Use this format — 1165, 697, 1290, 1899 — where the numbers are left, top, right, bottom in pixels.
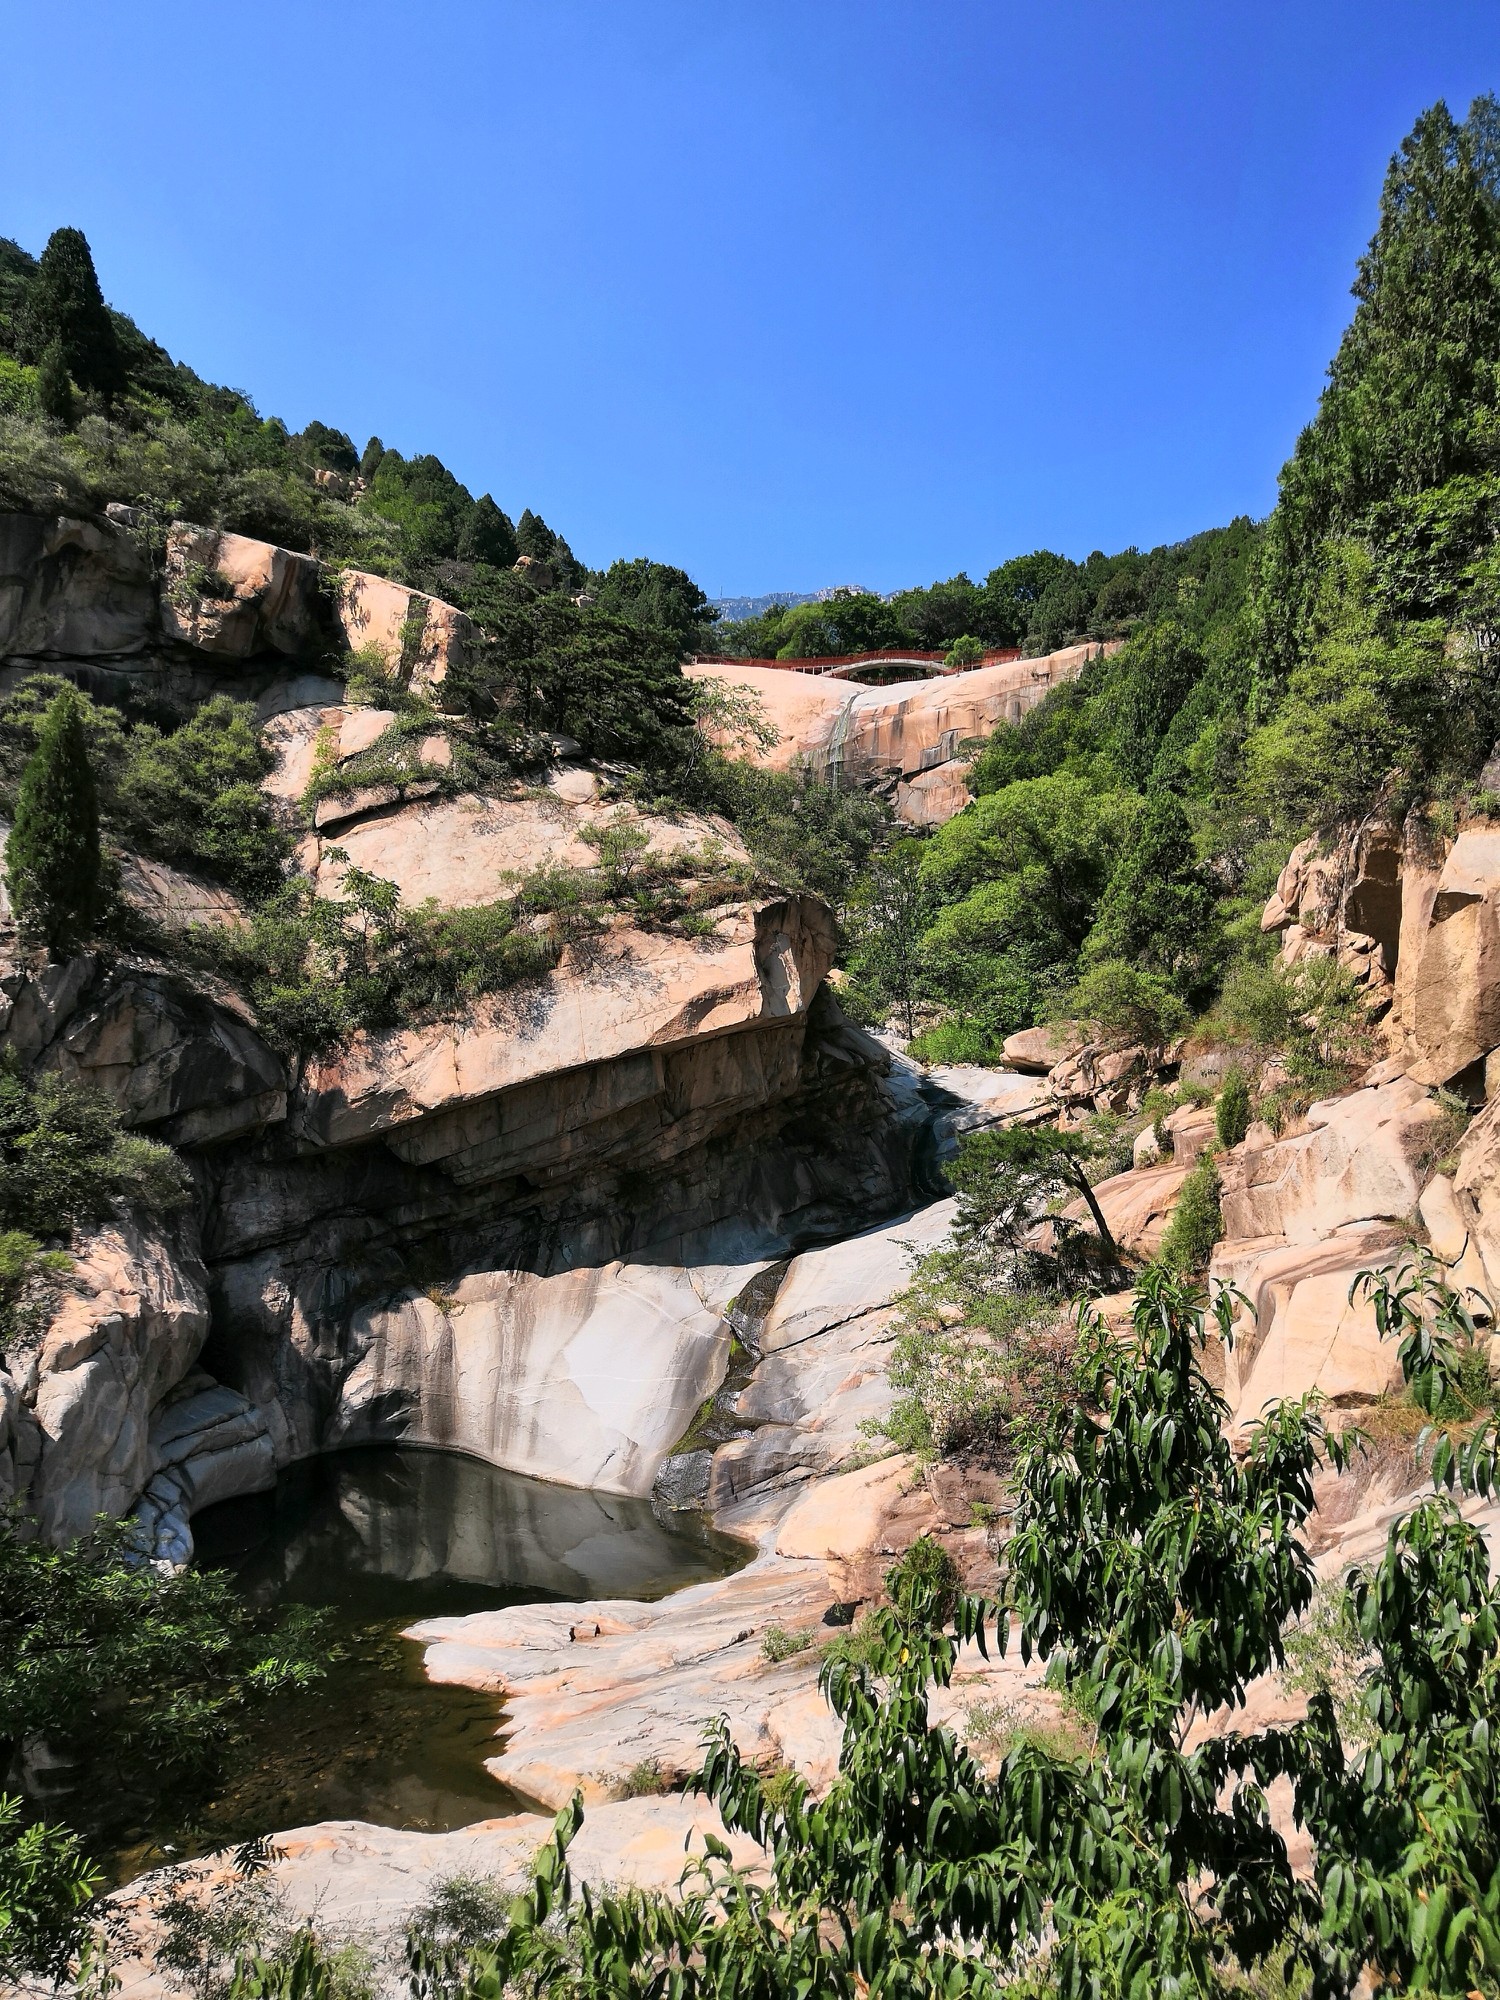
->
6, 688, 103, 954
1260, 97, 1500, 671
18, 228, 124, 401
458, 494, 519, 568
515, 508, 558, 562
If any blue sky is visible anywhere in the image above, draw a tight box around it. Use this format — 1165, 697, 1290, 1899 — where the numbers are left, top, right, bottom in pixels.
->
4, 3, 1499, 596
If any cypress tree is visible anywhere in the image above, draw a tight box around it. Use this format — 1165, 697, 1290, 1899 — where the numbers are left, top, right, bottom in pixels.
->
20, 228, 124, 401
458, 494, 519, 568
6, 688, 103, 954
516, 508, 558, 561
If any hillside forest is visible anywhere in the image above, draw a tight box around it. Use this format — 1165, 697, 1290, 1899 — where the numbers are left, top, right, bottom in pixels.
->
4, 90, 1500, 2000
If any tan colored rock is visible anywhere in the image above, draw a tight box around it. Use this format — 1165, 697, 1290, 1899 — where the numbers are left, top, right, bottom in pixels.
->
1406, 827, 1500, 1083
1133, 1124, 1163, 1168
775, 1455, 913, 1560
894, 760, 971, 827
295, 896, 834, 1151
1449, 1097, 1500, 1307
0, 513, 155, 659
1061, 1161, 1193, 1258
1002, 1020, 1087, 1074
159, 525, 320, 658
27, 1218, 211, 1542
116, 853, 247, 933
112, 1798, 766, 1977
259, 703, 344, 800
685, 644, 1114, 789
682, 662, 848, 771
335, 568, 473, 693
1392, 818, 1450, 1040
1418, 1173, 1494, 1310
1218, 1078, 1442, 1245
1164, 1102, 1217, 1168
1212, 1223, 1407, 1425
310, 793, 745, 911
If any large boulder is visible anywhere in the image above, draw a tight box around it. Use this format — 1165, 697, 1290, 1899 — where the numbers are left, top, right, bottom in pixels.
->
334, 568, 473, 694
159, 525, 321, 659
1218, 1078, 1442, 1245
295, 897, 835, 1155
329, 1259, 733, 1497
23, 1216, 211, 1542
0, 513, 155, 659
1404, 827, 1500, 1085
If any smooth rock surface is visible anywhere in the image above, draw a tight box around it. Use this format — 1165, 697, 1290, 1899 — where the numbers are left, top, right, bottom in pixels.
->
295, 897, 835, 1152
329, 1258, 734, 1497
0, 512, 155, 658
1218, 1078, 1442, 1245
26, 1217, 211, 1542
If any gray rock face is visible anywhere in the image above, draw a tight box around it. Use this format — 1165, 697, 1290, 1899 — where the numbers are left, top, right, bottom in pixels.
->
131, 1377, 277, 1563
22, 1215, 212, 1543
0, 513, 156, 659
0, 957, 288, 1146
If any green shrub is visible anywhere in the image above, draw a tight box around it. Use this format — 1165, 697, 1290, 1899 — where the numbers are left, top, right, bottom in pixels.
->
114, 695, 289, 900
1063, 958, 1188, 1048
1156, 1154, 1223, 1274
1215, 1067, 1252, 1148
878, 1284, 1074, 1464
761, 1624, 816, 1664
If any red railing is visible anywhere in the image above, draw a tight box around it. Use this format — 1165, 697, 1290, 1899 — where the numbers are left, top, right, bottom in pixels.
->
689, 646, 1024, 679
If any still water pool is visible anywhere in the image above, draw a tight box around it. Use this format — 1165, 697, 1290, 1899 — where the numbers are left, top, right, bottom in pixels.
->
110, 1447, 746, 1879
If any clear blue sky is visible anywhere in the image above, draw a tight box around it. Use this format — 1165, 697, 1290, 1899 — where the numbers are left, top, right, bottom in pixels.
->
4, 2, 1499, 596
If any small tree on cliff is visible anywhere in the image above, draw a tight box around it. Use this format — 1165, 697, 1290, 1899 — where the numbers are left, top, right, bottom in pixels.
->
949, 1119, 1120, 1269
6, 687, 103, 953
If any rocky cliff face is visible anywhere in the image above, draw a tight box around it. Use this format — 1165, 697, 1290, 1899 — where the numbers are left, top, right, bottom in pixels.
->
686, 643, 1116, 826
0, 510, 939, 1548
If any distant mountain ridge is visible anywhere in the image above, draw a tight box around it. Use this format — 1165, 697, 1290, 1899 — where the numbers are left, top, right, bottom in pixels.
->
713, 584, 878, 624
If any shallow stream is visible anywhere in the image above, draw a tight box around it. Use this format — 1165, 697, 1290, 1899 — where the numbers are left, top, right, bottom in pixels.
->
107, 1446, 746, 1881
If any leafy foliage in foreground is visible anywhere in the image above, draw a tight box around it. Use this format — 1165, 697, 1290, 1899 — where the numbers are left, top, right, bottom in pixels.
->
0, 1515, 329, 1983
361, 1266, 1500, 2000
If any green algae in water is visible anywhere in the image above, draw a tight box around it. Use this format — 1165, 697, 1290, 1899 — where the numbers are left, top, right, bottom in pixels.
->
105, 1446, 747, 1881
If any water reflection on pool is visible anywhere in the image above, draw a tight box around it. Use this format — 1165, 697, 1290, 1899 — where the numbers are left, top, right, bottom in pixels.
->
112, 1448, 745, 1879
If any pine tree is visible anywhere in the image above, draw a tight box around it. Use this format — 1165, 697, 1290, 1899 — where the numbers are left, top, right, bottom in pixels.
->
515, 508, 557, 561
358, 435, 386, 479
34, 341, 73, 427
458, 494, 519, 568
6, 688, 103, 954
19, 228, 124, 401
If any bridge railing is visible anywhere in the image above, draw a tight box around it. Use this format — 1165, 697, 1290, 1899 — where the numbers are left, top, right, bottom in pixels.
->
688, 646, 1024, 679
